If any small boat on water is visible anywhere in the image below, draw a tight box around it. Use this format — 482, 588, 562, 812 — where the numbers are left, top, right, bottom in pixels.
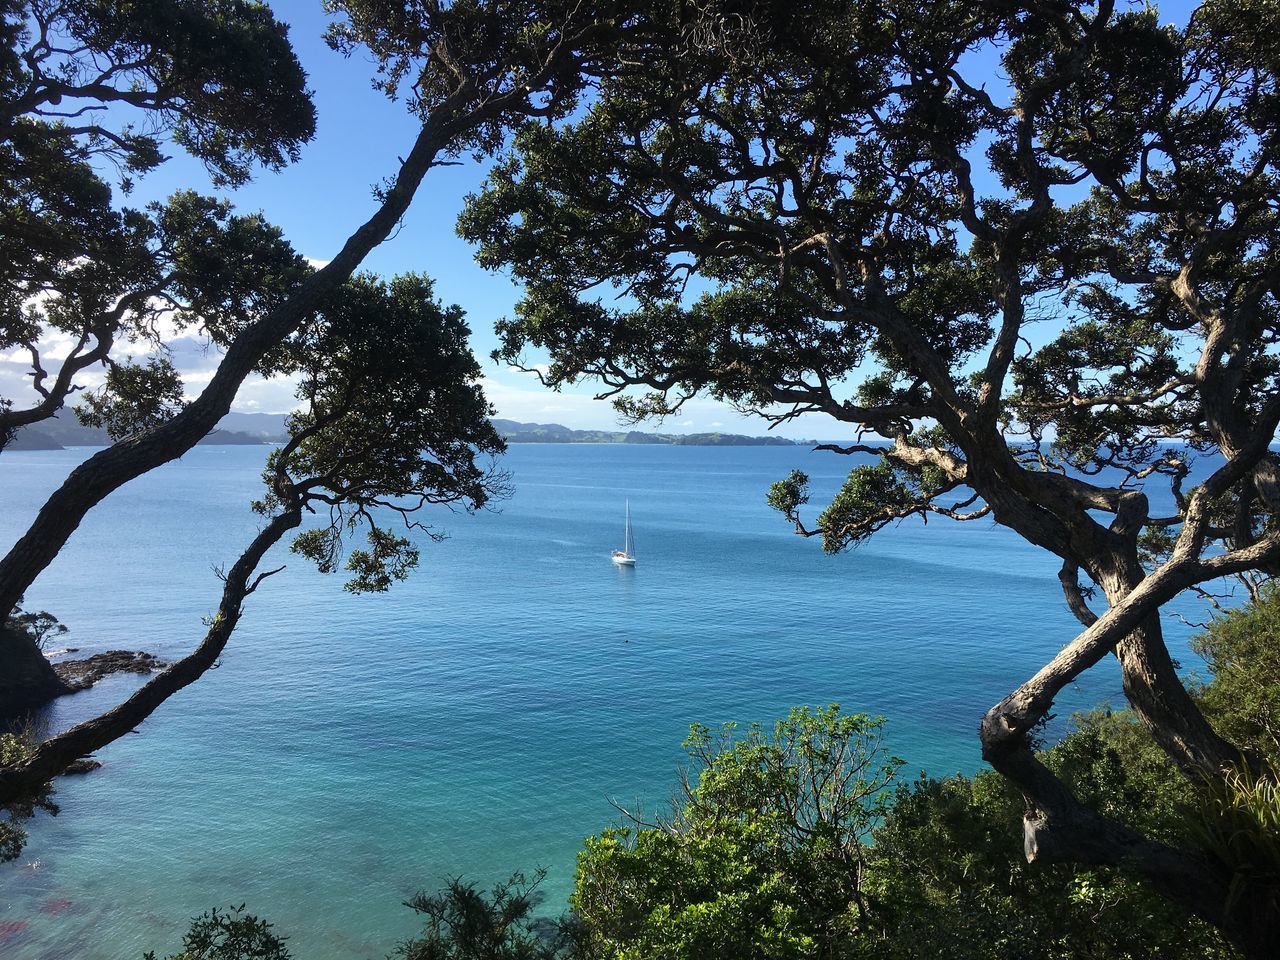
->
612, 500, 637, 566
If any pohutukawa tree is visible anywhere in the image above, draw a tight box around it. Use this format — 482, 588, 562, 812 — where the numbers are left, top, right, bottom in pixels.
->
460, 0, 1280, 953
0, 0, 640, 847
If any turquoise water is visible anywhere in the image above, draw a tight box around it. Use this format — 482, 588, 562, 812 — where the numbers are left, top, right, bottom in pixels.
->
0, 444, 1206, 958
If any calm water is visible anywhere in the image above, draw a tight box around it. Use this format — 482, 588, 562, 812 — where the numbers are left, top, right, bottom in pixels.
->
0, 443, 1209, 959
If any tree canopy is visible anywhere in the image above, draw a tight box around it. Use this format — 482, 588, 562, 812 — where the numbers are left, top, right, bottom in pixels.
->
461, 0, 1280, 952
573, 706, 900, 960
0, 0, 316, 443
0, 0, 650, 851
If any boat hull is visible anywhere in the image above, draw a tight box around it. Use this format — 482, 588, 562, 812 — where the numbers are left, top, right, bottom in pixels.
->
612, 555, 636, 566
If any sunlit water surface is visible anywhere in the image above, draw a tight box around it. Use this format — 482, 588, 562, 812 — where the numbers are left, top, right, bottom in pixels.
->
0, 443, 1212, 958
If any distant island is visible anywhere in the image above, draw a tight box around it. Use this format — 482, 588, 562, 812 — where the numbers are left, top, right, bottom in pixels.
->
8, 420, 269, 450
9, 413, 800, 449
490, 418, 797, 446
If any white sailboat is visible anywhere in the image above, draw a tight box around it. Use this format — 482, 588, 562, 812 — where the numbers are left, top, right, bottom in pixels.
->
612, 500, 637, 566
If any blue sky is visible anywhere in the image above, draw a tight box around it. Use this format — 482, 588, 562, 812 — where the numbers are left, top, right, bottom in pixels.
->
120, 2, 762, 436
5, 0, 1200, 439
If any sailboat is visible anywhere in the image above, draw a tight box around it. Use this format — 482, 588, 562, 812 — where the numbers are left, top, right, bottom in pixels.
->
612, 500, 637, 566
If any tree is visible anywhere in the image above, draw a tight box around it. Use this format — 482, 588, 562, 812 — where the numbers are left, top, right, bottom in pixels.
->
0, 730, 56, 863
568, 702, 1244, 960
392, 871, 573, 960
572, 706, 900, 960
4, 605, 66, 653
867, 714, 1235, 960
0, 0, 316, 444
0, 0, 317, 710
1191, 584, 1280, 767
0, 603, 68, 719
148, 874, 574, 960
868, 588, 1280, 960
143, 906, 292, 960
0, 0, 644, 841
461, 0, 1280, 953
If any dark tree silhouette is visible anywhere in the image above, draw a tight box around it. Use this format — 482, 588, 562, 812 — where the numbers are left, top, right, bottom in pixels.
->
461, 0, 1280, 953
0, 0, 644, 845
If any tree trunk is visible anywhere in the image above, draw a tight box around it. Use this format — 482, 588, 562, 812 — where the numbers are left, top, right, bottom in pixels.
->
0, 115, 458, 618
0, 625, 69, 723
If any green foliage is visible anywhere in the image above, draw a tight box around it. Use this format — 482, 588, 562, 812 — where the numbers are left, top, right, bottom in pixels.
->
341, 530, 420, 595
256, 273, 507, 594
1010, 315, 1184, 463
565, 622, 1280, 960
393, 871, 570, 960
78, 357, 186, 440
143, 906, 291, 960
1, 0, 313, 445
4, 1, 315, 187
150, 877, 573, 960
767, 470, 811, 525
865, 710, 1233, 960
858, 592, 1280, 960
569, 595, 1280, 960
151, 191, 312, 353
568, 701, 1237, 960
0, 731, 57, 864
815, 464, 917, 554
572, 706, 900, 960
1192, 587, 1280, 767
4, 601, 67, 652
1184, 765, 1280, 919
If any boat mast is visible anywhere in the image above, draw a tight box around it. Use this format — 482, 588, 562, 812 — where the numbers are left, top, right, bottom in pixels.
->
624, 500, 632, 556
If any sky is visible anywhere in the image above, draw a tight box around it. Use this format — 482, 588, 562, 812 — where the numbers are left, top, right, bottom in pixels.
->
13, 1, 786, 437
3, 0, 1200, 440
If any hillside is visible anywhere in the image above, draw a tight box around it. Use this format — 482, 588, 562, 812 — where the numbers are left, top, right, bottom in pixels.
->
8, 416, 270, 450
490, 418, 796, 446
9, 414, 797, 448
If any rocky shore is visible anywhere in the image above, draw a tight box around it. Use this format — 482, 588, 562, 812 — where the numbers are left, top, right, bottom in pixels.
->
2, 638, 167, 724
52, 650, 167, 691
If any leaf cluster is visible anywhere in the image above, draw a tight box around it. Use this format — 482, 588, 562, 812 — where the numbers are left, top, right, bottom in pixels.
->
0, 730, 56, 864
572, 705, 900, 960
142, 905, 291, 960
4, 599, 67, 651
0, 0, 314, 445
257, 273, 507, 594
394, 870, 571, 960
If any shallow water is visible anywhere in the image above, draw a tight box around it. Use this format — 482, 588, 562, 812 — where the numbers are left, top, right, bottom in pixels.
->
0, 443, 1208, 958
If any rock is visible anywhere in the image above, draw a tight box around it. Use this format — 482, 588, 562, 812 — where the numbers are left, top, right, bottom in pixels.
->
0, 625, 72, 721
63, 758, 102, 775
2, 634, 165, 723
54, 650, 167, 690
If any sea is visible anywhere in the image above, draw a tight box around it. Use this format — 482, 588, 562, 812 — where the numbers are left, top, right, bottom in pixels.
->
0, 442, 1215, 959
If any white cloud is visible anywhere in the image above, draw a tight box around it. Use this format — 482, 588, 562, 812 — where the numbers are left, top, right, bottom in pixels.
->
180, 369, 217, 388
229, 373, 304, 414
3, 313, 851, 440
